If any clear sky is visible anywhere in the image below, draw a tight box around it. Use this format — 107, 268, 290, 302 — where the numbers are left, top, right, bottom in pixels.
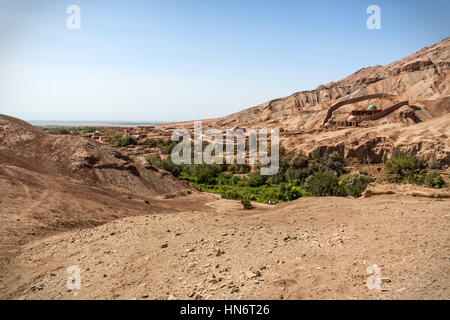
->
0, 0, 449, 121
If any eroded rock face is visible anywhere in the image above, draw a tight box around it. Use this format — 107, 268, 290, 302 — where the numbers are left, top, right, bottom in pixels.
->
156, 38, 450, 165
363, 182, 450, 198
281, 112, 450, 165
214, 38, 449, 131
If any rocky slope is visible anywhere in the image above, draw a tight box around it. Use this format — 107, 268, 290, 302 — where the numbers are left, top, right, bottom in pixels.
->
0, 114, 191, 197
215, 37, 449, 130
281, 112, 450, 164
0, 114, 197, 267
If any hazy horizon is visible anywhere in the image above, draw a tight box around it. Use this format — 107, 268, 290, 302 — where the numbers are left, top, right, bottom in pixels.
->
1, 0, 449, 122
28, 119, 169, 126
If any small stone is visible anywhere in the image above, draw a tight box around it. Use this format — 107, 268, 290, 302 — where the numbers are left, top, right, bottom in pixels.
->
246, 269, 262, 280
167, 293, 177, 300
229, 287, 240, 294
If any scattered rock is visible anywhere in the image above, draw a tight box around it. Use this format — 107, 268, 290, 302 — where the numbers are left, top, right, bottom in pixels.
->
246, 268, 262, 280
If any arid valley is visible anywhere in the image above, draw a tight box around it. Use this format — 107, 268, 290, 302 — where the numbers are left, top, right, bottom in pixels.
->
1, 37, 449, 300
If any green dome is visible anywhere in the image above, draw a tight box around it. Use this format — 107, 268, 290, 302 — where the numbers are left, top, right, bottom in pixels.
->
368, 104, 377, 110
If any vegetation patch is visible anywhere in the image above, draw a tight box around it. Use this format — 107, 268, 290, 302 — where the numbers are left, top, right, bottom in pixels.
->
383, 151, 447, 188
241, 198, 253, 210
109, 135, 138, 147
145, 150, 378, 203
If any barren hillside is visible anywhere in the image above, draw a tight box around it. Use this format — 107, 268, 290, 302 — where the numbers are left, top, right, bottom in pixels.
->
0, 114, 192, 197
215, 37, 450, 130
155, 38, 450, 164
0, 114, 198, 267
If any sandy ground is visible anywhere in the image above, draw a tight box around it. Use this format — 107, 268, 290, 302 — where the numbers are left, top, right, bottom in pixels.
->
1, 190, 449, 300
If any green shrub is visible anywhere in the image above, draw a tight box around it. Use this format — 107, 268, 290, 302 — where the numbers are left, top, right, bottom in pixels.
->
110, 135, 137, 147
241, 198, 253, 210
333, 182, 348, 197
285, 167, 310, 181
278, 183, 306, 201
146, 154, 183, 177
143, 138, 178, 154
339, 174, 373, 197
143, 138, 158, 148
422, 172, 447, 188
385, 152, 424, 179
383, 152, 448, 188
382, 152, 447, 188
383, 173, 403, 183
305, 171, 341, 196
309, 151, 347, 176
47, 128, 71, 135
161, 140, 178, 154
248, 174, 267, 187
231, 175, 240, 185
122, 136, 137, 147
267, 172, 285, 184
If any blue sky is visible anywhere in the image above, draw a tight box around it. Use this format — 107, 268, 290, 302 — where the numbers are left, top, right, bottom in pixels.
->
0, 0, 449, 121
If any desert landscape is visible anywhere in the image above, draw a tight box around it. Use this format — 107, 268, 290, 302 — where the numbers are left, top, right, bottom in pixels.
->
1, 36, 449, 300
